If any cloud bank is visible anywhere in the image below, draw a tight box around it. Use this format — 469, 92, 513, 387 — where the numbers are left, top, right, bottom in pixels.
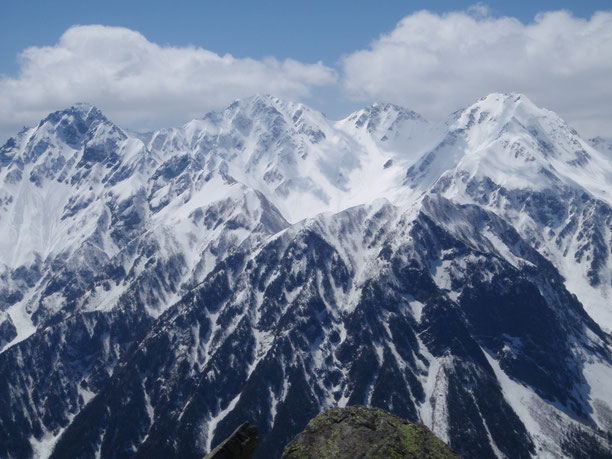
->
0, 25, 336, 137
341, 9, 612, 137
2, 9, 612, 140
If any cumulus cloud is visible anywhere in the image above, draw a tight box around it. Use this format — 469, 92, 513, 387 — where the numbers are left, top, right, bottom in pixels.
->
341, 9, 612, 137
0, 25, 336, 138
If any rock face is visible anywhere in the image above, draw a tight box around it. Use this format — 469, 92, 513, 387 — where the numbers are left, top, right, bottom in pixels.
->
0, 312, 17, 348
282, 406, 460, 458
204, 423, 258, 459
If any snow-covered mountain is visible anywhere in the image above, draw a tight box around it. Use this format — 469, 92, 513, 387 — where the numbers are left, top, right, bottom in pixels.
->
0, 94, 611, 458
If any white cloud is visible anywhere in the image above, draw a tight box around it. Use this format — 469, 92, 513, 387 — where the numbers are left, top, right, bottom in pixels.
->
467, 3, 490, 18
0, 25, 336, 138
3, 13, 612, 140
341, 9, 612, 137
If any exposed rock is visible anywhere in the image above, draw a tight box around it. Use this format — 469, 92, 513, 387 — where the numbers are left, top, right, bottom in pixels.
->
282, 406, 460, 458
0, 313, 17, 349
205, 422, 258, 459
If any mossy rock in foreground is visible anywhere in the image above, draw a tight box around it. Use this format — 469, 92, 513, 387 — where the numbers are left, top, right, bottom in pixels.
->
281, 406, 460, 459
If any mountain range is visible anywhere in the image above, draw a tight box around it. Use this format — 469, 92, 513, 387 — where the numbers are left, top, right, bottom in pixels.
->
0, 93, 611, 458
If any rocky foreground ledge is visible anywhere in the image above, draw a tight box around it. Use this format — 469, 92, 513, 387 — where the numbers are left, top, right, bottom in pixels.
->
282, 406, 460, 458
206, 406, 459, 458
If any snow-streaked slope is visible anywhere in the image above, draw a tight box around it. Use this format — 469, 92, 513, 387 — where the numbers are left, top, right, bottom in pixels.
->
144, 95, 438, 223
0, 101, 289, 349
405, 93, 612, 332
47, 194, 612, 459
144, 95, 366, 222
334, 102, 446, 209
336, 102, 443, 163
407, 93, 612, 200
0, 93, 611, 459
0, 104, 149, 269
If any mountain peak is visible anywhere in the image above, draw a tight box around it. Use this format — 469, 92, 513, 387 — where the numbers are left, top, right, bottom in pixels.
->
0, 102, 129, 174
345, 102, 424, 126
403, 92, 612, 205
477, 92, 529, 104
370, 102, 423, 117
340, 102, 426, 142
448, 92, 570, 145
70, 101, 99, 115
30, 103, 116, 150
459, 93, 545, 124
218, 94, 330, 147
225, 94, 324, 123
39, 102, 107, 127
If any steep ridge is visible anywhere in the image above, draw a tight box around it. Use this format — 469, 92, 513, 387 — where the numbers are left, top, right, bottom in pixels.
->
406, 93, 612, 331
0, 100, 290, 344
144, 95, 439, 223
0, 94, 611, 458
0, 100, 292, 458
48, 195, 612, 458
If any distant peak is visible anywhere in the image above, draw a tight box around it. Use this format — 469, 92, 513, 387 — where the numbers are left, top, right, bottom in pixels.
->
221, 94, 327, 133
366, 102, 422, 117
39, 103, 108, 129
225, 94, 283, 117
256, 93, 283, 105
71, 101, 97, 113
452, 92, 560, 133
342, 103, 426, 137
370, 102, 409, 111
29, 103, 118, 151
347, 102, 424, 123
478, 92, 528, 103
228, 94, 309, 115
471, 92, 541, 113
72, 103, 108, 121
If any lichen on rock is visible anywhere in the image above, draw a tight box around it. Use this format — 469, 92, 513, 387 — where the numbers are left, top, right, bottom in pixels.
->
281, 406, 460, 459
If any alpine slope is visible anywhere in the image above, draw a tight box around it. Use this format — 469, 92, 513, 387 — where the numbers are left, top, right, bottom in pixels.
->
0, 93, 611, 458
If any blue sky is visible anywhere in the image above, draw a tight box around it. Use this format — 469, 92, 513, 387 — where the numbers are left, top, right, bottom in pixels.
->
1, 1, 612, 139
2, 0, 608, 74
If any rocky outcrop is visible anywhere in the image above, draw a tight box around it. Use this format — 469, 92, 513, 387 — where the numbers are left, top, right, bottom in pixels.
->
205, 423, 258, 459
0, 313, 17, 349
282, 406, 460, 458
